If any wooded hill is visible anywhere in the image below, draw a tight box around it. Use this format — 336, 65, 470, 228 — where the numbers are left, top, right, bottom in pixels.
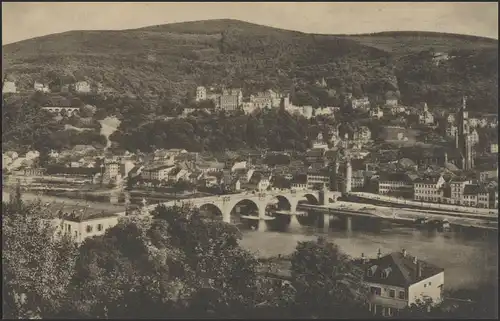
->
3, 19, 498, 112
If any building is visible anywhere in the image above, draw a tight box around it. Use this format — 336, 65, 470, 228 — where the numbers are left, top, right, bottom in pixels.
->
351, 97, 370, 110
314, 107, 336, 117
351, 170, 366, 191
250, 90, 282, 109
195, 86, 207, 102
455, 97, 474, 170
41, 106, 80, 117
141, 164, 174, 182
445, 179, 471, 205
377, 173, 414, 198
447, 114, 455, 124
74, 81, 91, 93
34, 81, 50, 93
242, 102, 257, 114
413, 175, 446, 203
445, 125, 457, 138
220, 88, 243, 111
306, 169, 330, 190
353, 126, 372, 144
461, 184, 489, 208
356, 249, 444, 317
370, 106, 384, 119
2, 81, 17, 93
385, 98, 398, 107
468, 118, 480, 128
52, 211, 120, 244
490, 143, 498, 154
418, 103, 434, 125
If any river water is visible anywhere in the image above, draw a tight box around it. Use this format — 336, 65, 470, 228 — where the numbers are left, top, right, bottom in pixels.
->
3, 191, 497, 292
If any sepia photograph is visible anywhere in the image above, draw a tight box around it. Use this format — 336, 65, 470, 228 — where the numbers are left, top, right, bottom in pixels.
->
2, 2, 498, 319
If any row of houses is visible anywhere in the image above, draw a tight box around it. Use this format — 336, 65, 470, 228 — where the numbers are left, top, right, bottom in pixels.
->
3, 80, 103, 94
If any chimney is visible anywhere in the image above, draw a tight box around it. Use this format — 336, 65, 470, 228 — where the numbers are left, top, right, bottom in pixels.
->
377, 248, 382, 259
416, 260, 422, 278
402, 248, 407, 257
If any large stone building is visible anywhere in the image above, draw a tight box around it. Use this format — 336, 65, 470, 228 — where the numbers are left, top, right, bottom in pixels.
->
220, 88, 243, 111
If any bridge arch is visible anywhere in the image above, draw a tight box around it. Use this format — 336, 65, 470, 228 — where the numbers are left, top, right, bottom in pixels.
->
198, 203, 224, 221
301, 193, 319, 205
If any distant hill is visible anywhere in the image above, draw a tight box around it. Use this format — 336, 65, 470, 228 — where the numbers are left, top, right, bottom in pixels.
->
3, 19, 498, 112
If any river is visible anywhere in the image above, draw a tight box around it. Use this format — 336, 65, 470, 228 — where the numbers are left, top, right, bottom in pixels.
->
3, 191, 497, 292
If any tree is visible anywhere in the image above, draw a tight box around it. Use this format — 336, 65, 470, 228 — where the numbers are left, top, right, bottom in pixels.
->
151, 204, 260, 318
290, 237, 370, 318
2, 198, 78, 319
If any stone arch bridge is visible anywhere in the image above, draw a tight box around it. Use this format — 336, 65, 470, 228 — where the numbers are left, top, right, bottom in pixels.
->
137, 189, 342, 231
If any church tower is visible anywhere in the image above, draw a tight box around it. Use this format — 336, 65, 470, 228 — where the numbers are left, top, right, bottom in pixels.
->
456, 96, 474, 170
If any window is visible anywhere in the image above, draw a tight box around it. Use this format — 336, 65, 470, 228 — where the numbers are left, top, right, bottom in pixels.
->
424, 284, 427, 288
389, 289, 396, 298
97, 224, 103, 231
370, 286, 382, 296
367, 269, 373, 277
429, 282, 432, 286
86, 225, 93, 233
398, 291, 406, 299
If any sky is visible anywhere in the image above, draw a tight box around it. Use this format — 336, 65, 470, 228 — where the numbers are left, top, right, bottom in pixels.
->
2, 2, 498, 45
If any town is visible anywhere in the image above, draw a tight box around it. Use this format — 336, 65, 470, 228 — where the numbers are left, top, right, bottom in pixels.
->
2, 5, 498, 319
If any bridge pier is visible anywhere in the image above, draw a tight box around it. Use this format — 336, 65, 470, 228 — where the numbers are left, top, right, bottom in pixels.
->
346, 216, 352, 232
323, 213, 332, 230
289, 214, 301, 229
257, 219, 267, 232
222, 210, 231, 223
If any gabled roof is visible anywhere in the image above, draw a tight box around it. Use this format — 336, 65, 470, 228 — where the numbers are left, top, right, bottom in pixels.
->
355, 251, 443, 288
463, 184, 488, 195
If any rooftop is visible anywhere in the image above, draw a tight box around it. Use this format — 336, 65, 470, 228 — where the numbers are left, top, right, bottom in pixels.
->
355, 251, 444, 288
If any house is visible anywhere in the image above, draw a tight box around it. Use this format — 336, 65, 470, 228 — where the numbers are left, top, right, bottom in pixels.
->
24, 150, 40, 160
312, 133, 329, 150
351, 97, 370, 110
242, 102, 257, 114
445, 125, 457, 138
445, 180, 471, 205
231, 161, 247, 172
250, 89, 282, 109
220, 88, 243, 111
490, 144, 498, 153
306, 148, 326, 164
167, 167, 189, 183
141, 164, 174, 182
369, 106, 384, 119
34, 81, 50, 93
468, 118, 480, 128
461, 184, 489, 208
52, 210, 119, 244
355, 249, 444, 317
446, 114, 455, 124
490, 190, 498, 209
2, 81, 17, 93
469, 129, 479, 145
351, 170, 366, 191
245, 171, 271, 192
197, 160, 225, 174
195, 86, 207, 101
413, 175, 446, 203
285, 104, 314, 119
418, 103, 434, 125
74, 81, 91, 93
354, 126, 372, 144
314, 107, 336, 117
233, 168, 255, 184
291, 174, 308, 191
220, 172, 241, 192
377, 172, 414, 198
385, 98, 398, 107
41, 106, 80, 117
306, 168, 330, 190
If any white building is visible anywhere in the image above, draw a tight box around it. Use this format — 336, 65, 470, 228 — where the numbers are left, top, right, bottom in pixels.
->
34, 81, 50, 93
74, 81, 91, 93
41, 107, 80, 117
52, 212, 120, 244
195, 86, 207, 102
369, 106, 384, 119
358, 250, 444, 317
3, 81, 17, 93
413, 176, 446, 203
418, 103, 434, 125
490, 143, 498, 154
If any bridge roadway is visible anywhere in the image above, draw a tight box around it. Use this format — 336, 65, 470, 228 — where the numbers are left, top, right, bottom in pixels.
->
349, 192, 498, 216
298, 201, 498, 231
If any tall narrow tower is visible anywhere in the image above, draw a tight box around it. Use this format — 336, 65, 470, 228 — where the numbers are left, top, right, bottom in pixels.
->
456, 96, 473, 170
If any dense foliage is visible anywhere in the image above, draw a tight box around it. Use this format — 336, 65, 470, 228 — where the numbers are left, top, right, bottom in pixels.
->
110, 108, 313, 153
3, 20, 498, 111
